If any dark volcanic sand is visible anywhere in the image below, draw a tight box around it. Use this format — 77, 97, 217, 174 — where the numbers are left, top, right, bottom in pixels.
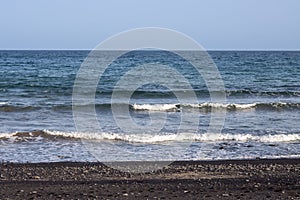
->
0, 159, 300, 199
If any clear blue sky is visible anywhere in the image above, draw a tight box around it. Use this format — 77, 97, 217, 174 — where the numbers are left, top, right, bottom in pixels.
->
1, 0, 299, 50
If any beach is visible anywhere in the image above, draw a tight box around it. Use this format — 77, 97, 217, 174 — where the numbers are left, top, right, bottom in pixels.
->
1, 158, 299, 199
0, 51, 299, 199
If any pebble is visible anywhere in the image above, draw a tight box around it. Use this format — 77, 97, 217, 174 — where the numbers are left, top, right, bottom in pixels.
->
0, 160, 298, 199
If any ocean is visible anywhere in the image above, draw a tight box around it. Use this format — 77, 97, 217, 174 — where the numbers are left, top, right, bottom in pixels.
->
0, 50, 299, 163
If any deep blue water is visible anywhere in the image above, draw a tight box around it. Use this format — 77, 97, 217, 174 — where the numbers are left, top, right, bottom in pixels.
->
0, 50, 299, 162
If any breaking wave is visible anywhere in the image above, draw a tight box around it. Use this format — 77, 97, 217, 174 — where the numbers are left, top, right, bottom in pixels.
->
131, 103, 180, 111
1, 102, 299, 112
131, 102, 300, 111
0, 130, 299, 143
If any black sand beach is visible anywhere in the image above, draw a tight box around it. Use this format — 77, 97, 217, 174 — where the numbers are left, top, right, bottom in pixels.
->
0, 158, 299, 199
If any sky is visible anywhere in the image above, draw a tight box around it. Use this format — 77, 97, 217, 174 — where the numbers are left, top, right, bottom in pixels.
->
0, 0, 299, 50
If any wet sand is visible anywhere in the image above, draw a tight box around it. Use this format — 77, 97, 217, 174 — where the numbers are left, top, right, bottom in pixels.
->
0, 158, 299, 199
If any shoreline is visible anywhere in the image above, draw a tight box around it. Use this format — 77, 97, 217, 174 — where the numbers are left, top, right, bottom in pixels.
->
0, 158, 299, 199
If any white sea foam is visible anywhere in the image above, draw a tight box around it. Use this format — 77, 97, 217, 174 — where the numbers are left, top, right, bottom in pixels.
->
132, 103, 180, 111
131, 102, 257, 111
0, 102, 8, 106
44, 130, 195, 143
197, 102, 257, 109
0, 133, 16, 139
43, 131, 300, 143
1, 130, 299, 143
131, 102, 299, 111
197, 133, 300, 142
131, 102, 258, 111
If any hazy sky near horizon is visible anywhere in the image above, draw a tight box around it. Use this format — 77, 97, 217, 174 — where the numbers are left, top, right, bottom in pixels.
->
0, 0, 299, 50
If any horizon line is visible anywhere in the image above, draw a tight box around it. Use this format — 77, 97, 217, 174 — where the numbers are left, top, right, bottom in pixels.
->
0, 48, 300, 51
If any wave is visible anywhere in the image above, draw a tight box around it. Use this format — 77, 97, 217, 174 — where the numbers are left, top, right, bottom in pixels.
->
197, 102, 300, 110
131, 103, 180, 111
1, 102, 299, 112
197, 102, 257, 109
97, 89, 300, 98
1, 130, 299, 143
0, 104, 41, 112
131, 102, 300, 111
5, 88, 299, 98
225, 90, 300, 97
